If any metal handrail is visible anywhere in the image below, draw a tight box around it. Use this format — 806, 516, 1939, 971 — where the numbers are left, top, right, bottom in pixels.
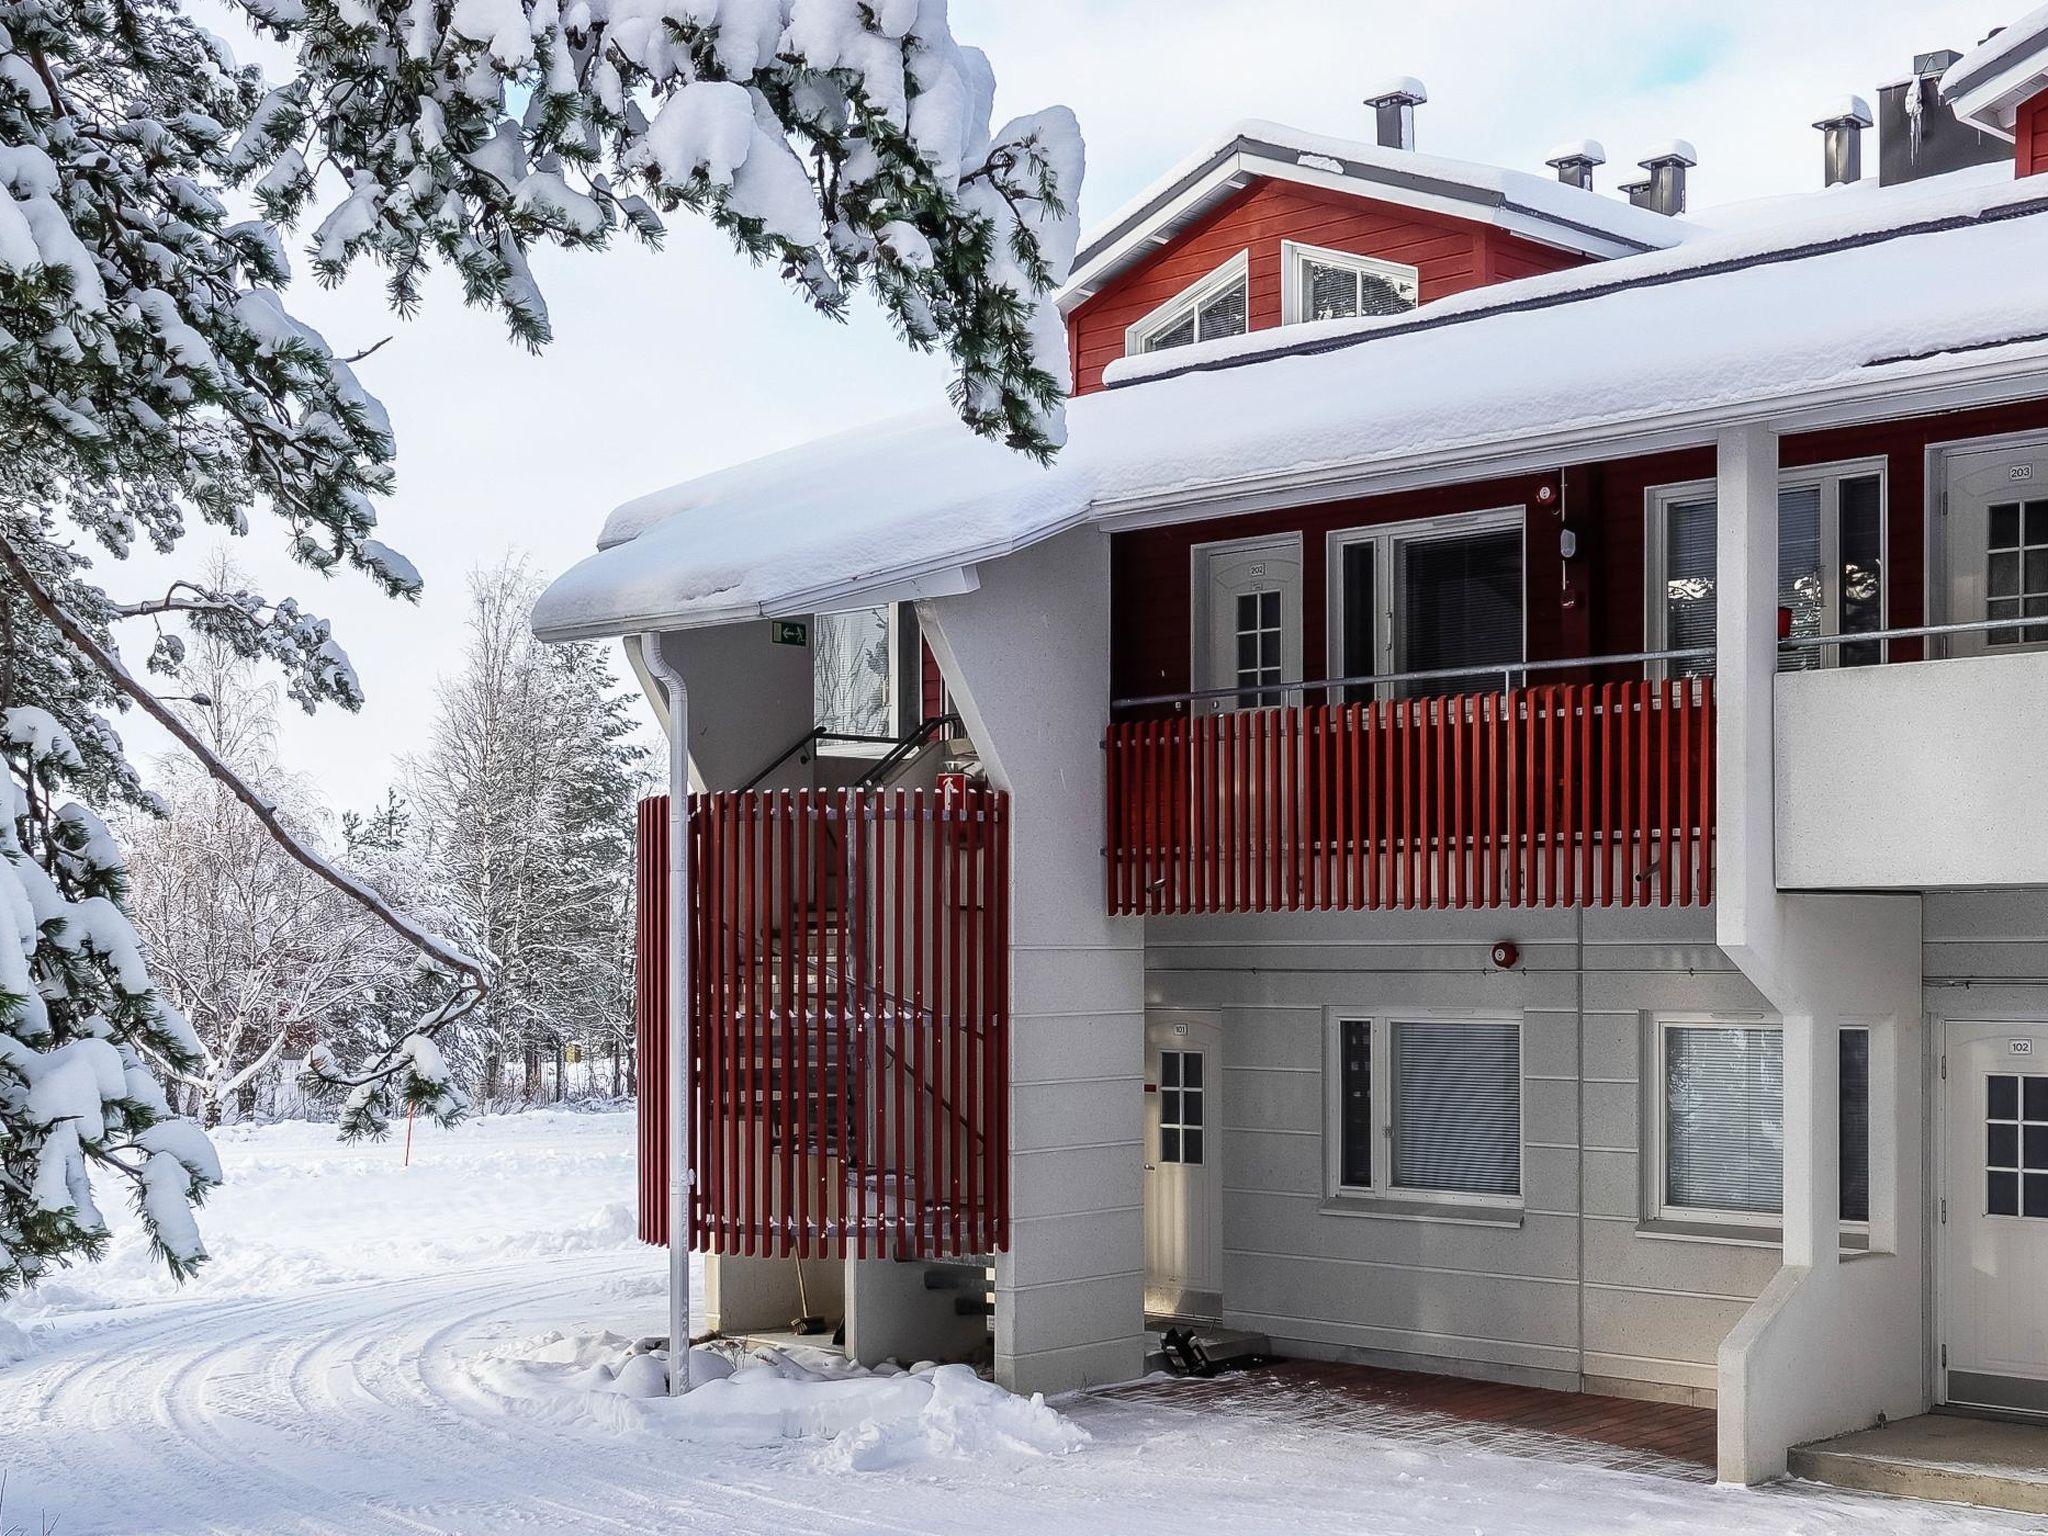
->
740, 725, 902, 792
1112, 646, 1714, 715
857, 712, 961, 788
1113, 614, 2048, 717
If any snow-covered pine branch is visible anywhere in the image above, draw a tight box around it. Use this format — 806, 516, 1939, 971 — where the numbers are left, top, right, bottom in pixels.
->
229, 0, 1086, 458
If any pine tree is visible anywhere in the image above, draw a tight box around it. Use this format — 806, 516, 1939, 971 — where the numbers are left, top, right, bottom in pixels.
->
0, 0, 1079, 1297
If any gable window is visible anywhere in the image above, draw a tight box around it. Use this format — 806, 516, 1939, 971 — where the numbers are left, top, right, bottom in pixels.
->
1327, 509, 1525, 700
814, 605, 898, 746
1646, 462, 1887, 675
1327, 1012, 1521, 1206
1654, 1016, 1872, 1229
1283, 241, 1420, 325
1127, 251, 1250, 356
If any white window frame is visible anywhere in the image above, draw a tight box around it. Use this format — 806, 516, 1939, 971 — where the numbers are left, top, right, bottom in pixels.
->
1324, 506, 1528, 698
1324, 1009, 1524, 1211
1643, 458, 1890, 678
1125, 249, 1251, 357
1648, 1012, 1875, 1237
1281, 240, 1420, 327
812, 602, 903, 756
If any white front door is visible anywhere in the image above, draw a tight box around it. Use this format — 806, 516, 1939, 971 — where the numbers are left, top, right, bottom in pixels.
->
1195, 537, 1302, 713
1144, 1015, 1223, 1321
1942, 1019, 2048, 1415
1939, 436, 2048, 658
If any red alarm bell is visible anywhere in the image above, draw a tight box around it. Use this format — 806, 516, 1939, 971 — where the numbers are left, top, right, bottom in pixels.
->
1491, 941, 1520, 970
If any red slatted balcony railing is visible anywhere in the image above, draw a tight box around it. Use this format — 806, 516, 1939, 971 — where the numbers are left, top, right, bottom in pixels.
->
635, 788, 1010, 1260
1105, 679, 1714, 915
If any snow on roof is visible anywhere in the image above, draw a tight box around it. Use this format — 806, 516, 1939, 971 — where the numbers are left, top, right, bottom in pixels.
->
1639, 139, 1698, 166
1814, 95, 1875, 128
1061, 119, 1687, 302
533, 175, 2048, 645
1943, 6, 2048, 132
1363, 76, 1428, 104
1545, 140, 1607, 166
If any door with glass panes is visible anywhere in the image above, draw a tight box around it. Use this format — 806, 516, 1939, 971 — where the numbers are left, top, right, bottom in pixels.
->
1196, 536, 1302, 712
1942, 1019, 2048, 1414
1649, 463, 1886, 673
1939, 437, 2048, 658
1144, 1015, 1222, 1320
1328, 513, 1524, 699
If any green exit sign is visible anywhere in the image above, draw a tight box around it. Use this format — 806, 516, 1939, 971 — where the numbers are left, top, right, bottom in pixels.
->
771, 620, 809, 647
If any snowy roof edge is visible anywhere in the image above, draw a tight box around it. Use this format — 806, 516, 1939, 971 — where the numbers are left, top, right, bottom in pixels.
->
531, 343, 2048, 646
1943, 4, 2048, 121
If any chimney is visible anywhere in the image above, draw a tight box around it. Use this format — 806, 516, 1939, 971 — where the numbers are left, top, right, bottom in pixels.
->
1363, 77, 1428, 151
1545, 139, 1607, 191
1878, 48, 2012, 185
1635, 140, 1697, 216
1814, 96, 1874, 186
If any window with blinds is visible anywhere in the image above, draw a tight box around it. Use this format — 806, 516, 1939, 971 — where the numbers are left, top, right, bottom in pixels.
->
1840, 1028, 1870, 1224
1399, 529, 1523, 691
1287, 244, 1420, 325
1132, 254, 1251, 356
1664, 1026, 1784, 1216
1337, 1021, 1372, 1189
1655, 469, 1885, 674
1390, 1020, 1521, 1197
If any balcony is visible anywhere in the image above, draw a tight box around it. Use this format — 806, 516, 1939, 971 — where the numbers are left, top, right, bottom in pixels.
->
1105, 667, 1717, 916
635, 787, 1011, 1260
1778, 643, 2048, 889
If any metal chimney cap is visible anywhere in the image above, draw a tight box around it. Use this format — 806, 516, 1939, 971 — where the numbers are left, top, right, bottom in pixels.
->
1364, 75, 1429, 107
1639, 139, 1699, 169
1913, 48, 1964, 77
1545, 139, 1608, 168
1813, 95, 1875, 130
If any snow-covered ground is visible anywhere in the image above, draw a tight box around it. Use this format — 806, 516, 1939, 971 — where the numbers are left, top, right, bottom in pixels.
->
0, 1109, 2033, 1535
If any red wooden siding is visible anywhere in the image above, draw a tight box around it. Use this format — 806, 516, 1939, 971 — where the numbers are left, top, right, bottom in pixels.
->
920, 638, 948, 723
636, 796, 672, 1246
1112, 399, 2048, 701
1066, 179, 1587, 395
636, 789, 1011, 1259
1105, 682, 1714, 916
2022, 90, 2048, 178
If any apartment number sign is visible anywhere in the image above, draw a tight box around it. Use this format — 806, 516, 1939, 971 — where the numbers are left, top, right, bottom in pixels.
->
2013, 1039, 2035, 1057
2014, 464, 2036, 483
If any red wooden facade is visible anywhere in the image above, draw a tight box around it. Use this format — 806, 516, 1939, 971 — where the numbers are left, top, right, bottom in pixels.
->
2022, 89, 2048, 178
1066, 179, 1587, 396
1106, 681, 1713, 916
635, 788, 1011, 1259
1111, 398, 2048, 706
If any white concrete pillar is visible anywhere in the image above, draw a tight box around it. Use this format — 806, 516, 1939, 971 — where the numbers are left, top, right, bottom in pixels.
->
919, 528, 1149, 1396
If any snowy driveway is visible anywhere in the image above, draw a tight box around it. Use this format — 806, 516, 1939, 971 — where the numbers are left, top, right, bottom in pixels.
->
2, 1112, 2037, 1536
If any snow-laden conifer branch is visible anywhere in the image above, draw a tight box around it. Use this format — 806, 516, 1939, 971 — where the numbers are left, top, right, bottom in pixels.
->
0, 536, 482, 986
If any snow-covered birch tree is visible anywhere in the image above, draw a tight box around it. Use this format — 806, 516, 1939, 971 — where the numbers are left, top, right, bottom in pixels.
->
0, 0, 1079, 1300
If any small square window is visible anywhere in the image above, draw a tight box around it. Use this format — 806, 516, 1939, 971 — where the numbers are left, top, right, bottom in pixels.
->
2026, 1125, 2048, 1172
2025, 1075, 2048, 1121
1991, 1169, 2020, 1216
1991, 1074, 2020, 1120
1161, 1128, 1181, 1164
1991, 1121, 2020, 1168
1993, 503, 2021, 547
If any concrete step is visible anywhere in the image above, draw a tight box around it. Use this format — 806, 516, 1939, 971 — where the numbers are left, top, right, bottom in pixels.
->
1789, 1413, 2048, 1516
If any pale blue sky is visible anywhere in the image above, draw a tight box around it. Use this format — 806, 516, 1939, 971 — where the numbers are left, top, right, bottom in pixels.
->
130, 0, 2012, 815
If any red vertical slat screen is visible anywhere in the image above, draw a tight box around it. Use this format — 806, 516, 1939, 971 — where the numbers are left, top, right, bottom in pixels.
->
631, 787, 1011, 1258
1104, 680, 1715, 916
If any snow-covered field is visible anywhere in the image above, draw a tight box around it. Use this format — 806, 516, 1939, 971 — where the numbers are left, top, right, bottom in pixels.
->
0, 1109, 2033, 1535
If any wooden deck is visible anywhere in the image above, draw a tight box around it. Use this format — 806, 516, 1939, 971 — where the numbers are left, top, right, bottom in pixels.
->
1094, 1361, 1717, 1481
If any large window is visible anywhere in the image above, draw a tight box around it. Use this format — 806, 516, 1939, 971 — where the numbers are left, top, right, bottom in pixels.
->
1327, 511, 1524, 699
1127, 251, 1250, 356
1282, 241, 1419, 325
814, 606, 896, 743
1329, 1014, 1521, 1204
1647, 462, 1886, 675
1656, 1018, 1872, 1228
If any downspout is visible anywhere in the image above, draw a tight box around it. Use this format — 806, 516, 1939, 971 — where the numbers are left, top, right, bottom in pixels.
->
640, 632, 693, 1396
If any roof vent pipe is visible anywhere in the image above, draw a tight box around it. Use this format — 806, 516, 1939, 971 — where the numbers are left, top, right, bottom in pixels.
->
1364, 77, 1427, 151
1635, 140, 1697, 215
1544, 139, 1607, 190
1814, 97, 1874, 186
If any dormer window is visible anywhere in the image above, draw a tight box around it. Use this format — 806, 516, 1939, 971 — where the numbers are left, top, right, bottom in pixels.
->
1126, 251, 1250, 355
1283, 241, 1419, 325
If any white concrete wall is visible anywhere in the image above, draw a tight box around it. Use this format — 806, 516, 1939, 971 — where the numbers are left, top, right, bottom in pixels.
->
920, 529, 1150, 1397
1777, 650, 2048, 889
1712, 425, 1927, 1485
1146, 902, 1781, 1401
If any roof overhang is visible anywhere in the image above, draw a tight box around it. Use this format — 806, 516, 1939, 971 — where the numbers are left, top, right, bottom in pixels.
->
1942, 13, 2048, 138
1058, 135, 1665, 311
